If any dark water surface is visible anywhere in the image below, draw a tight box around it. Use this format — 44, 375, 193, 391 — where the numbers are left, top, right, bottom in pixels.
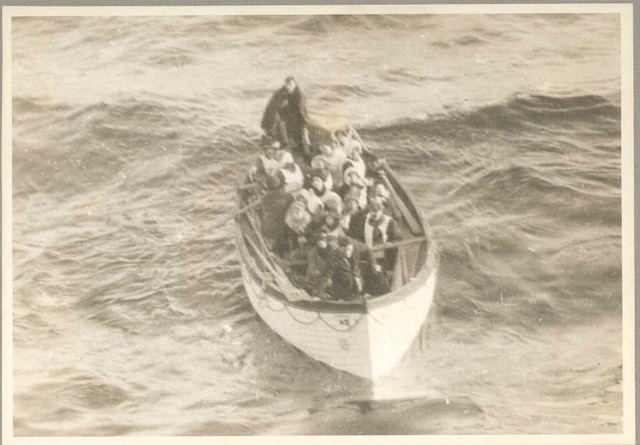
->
12, 14, 622, 435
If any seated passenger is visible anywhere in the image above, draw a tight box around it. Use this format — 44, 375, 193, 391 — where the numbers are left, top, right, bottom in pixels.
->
249, 139, 294, 183
322, 210, 345, 239
280, 161, 304, 193
351, 200, 401, 270
292, 187, 311, 203
277, 200, 311, 258
333, 128, 363, 159
309, 169, 343, 209
304, 231, 334, 298
340, 167, 368, 210
367, 180, 397, 219
342, 196, 366, 236
342, 142, 367, 180
310, 154, 334, 190
319, 144, 347, 189
260, 173, 294, 247
323, 190, 343, 216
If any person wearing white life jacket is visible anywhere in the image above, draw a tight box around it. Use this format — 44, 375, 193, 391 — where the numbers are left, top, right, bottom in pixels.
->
310, 154, 334, 191
340, 166, 368, 210
333, 128, 363, 160
352, 200, 401, 271
309, 169, 343, 212
280, 161, 304, 193
319, 144, 348, 190
342, 142, 367, 180
367, 180, 397, 219
249, 139, 294, 182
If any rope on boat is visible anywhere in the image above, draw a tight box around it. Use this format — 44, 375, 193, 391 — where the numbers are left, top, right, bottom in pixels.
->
318, 312, 364, 332
265, 296, 287, 312
285, 304, 320, 325
252, 279, 364, 331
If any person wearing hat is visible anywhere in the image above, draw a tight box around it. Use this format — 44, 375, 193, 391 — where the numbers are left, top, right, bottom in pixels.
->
260, 76, 311, 161
250, 138, 295, 183
333, 128, 363, 160
342, 142, 366, 180
322, 209, 345, 239
308, 169, 343, 209
310, 154, 334, 191
319, 143, 348, 189
280, 161, 304, 193
277, 200, 312, 258
260, 173, 294, 247
339, 167, 368, 210
342, 196, 366, 237
367, 180, 398, 219
304, 230, 334, 298
352, 200, 401, 271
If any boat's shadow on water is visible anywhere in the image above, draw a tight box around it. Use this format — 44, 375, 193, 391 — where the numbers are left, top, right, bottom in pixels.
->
242, 315, 484, 435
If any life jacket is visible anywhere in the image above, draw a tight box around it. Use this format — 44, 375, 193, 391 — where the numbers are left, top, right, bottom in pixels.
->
364, 213, 392, 248
259, 151, 294, 177
326, 149, 348, 188
343, 157, 366, 180
312, 184, 332, 203
280, 163, 304, 193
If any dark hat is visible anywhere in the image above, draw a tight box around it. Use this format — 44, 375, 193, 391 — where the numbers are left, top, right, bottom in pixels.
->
337, 237, 353, 248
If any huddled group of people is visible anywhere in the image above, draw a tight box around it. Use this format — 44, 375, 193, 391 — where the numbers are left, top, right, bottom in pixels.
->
246, 77, 404, 301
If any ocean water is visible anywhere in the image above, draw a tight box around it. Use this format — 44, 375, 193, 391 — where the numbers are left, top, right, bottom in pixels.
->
11, 14, 623, 435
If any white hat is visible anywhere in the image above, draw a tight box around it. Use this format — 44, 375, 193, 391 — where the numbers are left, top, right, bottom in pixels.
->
343, 166, 365, 187
311, 155, 329, 170
323, 192, 343, 215
285, 201, 311, 233
306, 193, 325, 215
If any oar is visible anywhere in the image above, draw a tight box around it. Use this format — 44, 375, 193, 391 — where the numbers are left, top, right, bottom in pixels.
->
241, 229, 288, 286
220, 198, 263, 224
349, 128, 423, 235
369, 234, 429, 252
282, 234, 429, 267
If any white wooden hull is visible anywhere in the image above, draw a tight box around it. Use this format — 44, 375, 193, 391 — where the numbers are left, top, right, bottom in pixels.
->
239, 255, 436, 380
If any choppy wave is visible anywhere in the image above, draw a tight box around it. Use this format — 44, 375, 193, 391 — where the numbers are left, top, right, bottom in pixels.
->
12, 13, 623, 436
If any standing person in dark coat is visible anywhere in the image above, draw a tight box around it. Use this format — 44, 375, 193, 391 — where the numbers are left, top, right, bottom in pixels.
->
261, 76, 311, 161
328, 237, 363, 301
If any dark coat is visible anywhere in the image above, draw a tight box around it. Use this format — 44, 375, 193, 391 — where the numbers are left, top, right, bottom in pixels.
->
329, 246, 362, 301
304, 245, 334, 296
261, 86, 309, 148
276, 225, 305, 258
345, 210, 367, 239
260, 190, 294, 244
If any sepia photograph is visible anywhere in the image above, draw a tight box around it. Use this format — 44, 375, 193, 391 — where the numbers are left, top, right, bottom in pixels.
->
1, 3, 635, 444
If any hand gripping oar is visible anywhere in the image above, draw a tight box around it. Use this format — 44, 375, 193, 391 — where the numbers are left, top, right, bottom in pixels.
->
349, 127, 424, 235
282, 234, 429, 268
